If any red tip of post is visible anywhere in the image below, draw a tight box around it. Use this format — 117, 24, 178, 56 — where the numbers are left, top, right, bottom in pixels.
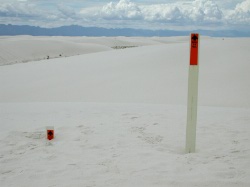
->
190, 33, 199, 66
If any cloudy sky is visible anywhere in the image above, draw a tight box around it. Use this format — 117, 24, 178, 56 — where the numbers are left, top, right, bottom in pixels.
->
0, 0, 250, 31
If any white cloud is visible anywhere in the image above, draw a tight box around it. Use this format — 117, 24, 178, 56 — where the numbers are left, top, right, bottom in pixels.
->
0, 0, 249, 30
141, 4, 183, 22
100, 0, 142, 19
0, 3, 40, 17
191, 0, 223, 21
226, 0, 250, 24
0, 2, 83, 27
235, 0, 250, 12
82, 0, 224, 25
57, 4, 78, 19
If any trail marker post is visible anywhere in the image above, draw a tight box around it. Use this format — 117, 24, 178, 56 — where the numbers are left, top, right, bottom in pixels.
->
186, 33, 199, 153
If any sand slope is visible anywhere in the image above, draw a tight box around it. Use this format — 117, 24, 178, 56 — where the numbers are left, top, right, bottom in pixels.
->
0, 36, 180, 66
0, 36, 112, 66
0, 36, 250, 187
0, 37, 249, 107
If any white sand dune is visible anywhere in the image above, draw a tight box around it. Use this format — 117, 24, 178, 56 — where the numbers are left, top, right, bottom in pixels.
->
0, 36, 250, 187
0, 36, 177, 66
0, 36, 112, 66
0, 37, 249, 107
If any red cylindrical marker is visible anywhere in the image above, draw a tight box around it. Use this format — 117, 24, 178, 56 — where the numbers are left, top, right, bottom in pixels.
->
46, 126, 54, 140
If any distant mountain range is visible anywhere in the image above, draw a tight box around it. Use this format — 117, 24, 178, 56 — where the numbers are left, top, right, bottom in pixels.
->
0, 24, 249, 37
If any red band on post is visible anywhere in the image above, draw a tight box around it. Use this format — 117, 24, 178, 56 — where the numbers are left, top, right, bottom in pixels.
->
190, 33, 199, 65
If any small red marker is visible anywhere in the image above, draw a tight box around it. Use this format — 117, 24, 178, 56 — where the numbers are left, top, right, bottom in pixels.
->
46, 126, 54, 140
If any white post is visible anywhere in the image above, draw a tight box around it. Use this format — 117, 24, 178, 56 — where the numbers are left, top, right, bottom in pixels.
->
186, 33, 199, 153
